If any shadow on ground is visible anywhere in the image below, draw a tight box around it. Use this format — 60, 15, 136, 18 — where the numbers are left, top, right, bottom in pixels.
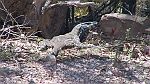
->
40, 55, 150, 84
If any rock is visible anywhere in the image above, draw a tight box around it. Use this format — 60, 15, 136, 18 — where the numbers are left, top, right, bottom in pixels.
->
0, 0, 96, 39
0, 0, 38, 34
0, 0, 33, 23
38, 3, 68, 39
143, 60, 150, 68
99, 13, 149, 39
32, 0, 47, 15
143, 46, 150, 56
45, 54, 56, 64
32, 0, 58, 15
0, 0, 68, 38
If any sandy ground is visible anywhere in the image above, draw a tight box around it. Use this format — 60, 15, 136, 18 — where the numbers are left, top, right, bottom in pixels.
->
0, 53, 150, 84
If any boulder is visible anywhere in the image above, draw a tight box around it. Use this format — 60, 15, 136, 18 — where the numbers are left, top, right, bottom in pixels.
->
99, 13, 150, 39
23, 0, 47, 33
38, 4, 68, 39
0, 0, 35, 36
0, 0, 95, 39
0, 0, 33, 23
0, 0, 64, 37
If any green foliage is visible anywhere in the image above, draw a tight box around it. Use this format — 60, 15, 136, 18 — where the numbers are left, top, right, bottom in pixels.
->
0, 48, 13, 61
75, 7, 88, 18
74, 0, 104, 18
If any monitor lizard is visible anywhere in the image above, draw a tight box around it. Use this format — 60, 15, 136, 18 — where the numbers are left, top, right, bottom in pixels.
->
39, 21, 97, 62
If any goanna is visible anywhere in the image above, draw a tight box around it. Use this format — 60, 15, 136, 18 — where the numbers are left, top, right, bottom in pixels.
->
39, 21, 97, 61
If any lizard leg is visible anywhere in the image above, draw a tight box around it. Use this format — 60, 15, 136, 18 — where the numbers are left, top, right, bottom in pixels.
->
73, 37, 95, 48
50, 46, 62, 56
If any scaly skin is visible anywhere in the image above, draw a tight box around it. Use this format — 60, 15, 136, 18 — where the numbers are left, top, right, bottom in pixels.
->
39, 22, 97, 61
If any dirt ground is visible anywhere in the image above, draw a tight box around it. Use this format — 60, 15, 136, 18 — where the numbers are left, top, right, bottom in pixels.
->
0, 28, 149, 84
0, 45, 150, 84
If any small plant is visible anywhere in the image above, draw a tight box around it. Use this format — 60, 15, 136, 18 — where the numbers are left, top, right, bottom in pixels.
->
75, 7, 89, 18
0, 47, 13, 61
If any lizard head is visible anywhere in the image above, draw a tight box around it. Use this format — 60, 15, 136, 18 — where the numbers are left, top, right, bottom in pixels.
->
78, 21, 98, 42
80, 21, 98, 28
